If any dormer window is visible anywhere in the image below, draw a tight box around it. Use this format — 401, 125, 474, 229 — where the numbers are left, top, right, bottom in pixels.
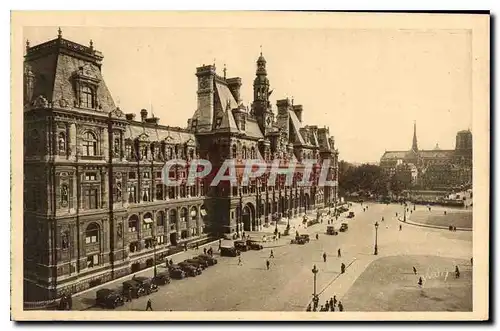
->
80, 86, 94, 108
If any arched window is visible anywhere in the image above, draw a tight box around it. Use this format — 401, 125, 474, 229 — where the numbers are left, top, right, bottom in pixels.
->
242, 146, 247, 159
180, 207, 188, 223
169, 209, 177, 229
83, 131, 97, 156
190, 206, 198, 222
81, 86, 94, 108
85, 223, 99, 244
143, 212, 153, 229
128, 215, 138, 232
232, 145, 237, 159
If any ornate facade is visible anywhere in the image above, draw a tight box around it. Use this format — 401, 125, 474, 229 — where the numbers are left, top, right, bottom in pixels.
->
380, 122, 472, 190
23, 32, 339, 300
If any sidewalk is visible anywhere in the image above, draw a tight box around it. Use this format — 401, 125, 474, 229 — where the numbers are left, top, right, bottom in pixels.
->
398, 217, 472, 232
71, 239, 220, 311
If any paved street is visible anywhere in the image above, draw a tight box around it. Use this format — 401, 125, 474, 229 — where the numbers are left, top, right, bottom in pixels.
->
74, 202, 472, 311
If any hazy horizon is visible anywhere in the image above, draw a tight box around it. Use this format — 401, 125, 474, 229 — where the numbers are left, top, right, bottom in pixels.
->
24, 26, 472, 163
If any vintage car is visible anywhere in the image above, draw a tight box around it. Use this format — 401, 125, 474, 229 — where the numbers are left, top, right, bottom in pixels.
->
196, 254, 218, 265
178, 261, 202, 276
132, 276, 159, 295
290, 237, 307, 245
340, 222, 349, 232
347, 211, 355, 218
185, 258, 208, 270
168, 265, 186, 279
298, 234, 310, 243
122, 280, 146, 298
153, 271, 171, 286
220, 246, 241, 257
234, 240, 248, 252
246, 240, 263, 250
96, 288, 124, 309
326, 225, 338, 235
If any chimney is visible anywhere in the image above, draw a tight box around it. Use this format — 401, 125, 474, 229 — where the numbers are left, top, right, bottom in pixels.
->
292, 105, 303, 122
276, 98, 291, 115
145, 117, 160, 125
140, 109, 148, 122
126, 113, 136, 121
227, 77, 242, 103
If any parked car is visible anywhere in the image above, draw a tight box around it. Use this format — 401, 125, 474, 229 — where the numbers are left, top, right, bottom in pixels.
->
153, 271, 171, 286
193, 256, 214, 266
132, 276, 159, 295
220, 246, 241, 257
96, 288, 124, 309
246, 240, 263, 250
234, 240, 248, 252
122, 280, 145, 298
340, 222, 349, 232
185, 258, 208, 269
168, 265, 186, 279
178, 262, 202, 276
196, 254, 218, 265
347, 211, 355, 218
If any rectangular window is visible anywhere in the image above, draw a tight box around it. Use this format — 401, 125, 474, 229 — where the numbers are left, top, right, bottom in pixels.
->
141, 187, 151, 202
128, 172, 136, 179
85, 234, 98, 244
143, 172, 150, 179
157, 235, 164, 245
85, 173, 97, 181
156, 171, 162, 178
83, 188, 98, 209
128, 186, 137, 203
86, 254, 99, 268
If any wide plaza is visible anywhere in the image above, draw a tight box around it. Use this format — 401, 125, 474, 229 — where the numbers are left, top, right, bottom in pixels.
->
72, 202, 472, 312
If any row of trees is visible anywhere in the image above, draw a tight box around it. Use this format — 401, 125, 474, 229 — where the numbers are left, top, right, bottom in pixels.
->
338, 161, 412, 197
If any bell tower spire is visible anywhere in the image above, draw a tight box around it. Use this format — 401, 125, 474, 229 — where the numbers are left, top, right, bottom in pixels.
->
253, 49, 273, 135
412, 120, 418, 152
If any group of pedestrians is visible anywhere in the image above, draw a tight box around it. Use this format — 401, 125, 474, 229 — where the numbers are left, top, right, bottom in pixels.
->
307, 295, 344, 312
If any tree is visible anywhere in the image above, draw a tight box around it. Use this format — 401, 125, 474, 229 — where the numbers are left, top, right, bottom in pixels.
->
338, 162, 388, 197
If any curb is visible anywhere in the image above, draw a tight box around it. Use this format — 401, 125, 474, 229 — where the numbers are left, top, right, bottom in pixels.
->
398, 218, 472, 232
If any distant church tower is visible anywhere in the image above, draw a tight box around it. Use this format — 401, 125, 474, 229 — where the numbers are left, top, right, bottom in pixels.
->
412, 121, 419, 152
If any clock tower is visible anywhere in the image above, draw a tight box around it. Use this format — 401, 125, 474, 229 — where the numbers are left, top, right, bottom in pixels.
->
252, 51, 274, 135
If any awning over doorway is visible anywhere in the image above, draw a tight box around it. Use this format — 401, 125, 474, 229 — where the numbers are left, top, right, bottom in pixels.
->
143, 218, 153, 224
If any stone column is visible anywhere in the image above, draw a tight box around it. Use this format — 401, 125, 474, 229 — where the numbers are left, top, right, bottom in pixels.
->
101, 169, 108, 209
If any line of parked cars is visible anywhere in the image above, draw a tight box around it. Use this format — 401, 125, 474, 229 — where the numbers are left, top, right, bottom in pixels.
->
95, 254, 218, 309
220, 239, 264, 257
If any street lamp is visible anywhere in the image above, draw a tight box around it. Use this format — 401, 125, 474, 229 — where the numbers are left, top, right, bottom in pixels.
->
403, 202, 407, 222
152, 235, 157, 277
312, 264, 319, 303
374, 221, 379, 255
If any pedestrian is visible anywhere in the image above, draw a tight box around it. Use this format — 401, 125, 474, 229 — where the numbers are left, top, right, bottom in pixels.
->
218, 239, 222, 251
146, 299, 153, 311
243, 231, 246, 239
319, 305, 325, 312
127, 288, 132, 302
278, 232, 281, 239
316, 233, 319, 240
396, 212, 398, 217
418, 277, 423, 287
203, 247, 207, 255
399, 224, 402, 231
454, 226, 457, 232
413, 266, 417, 275
184, 243, 188, 251
333, 295, 337, 307
382, 217, 384, 222
266, 260, 270, 270
337, 248, 341, 258
455, 266, 460, 278
170, 259, 173, 266
471, 257, 473, 266
323, 252, 327, 262
67, 293, 73, 310
270, 250, 274, 258
238, 256, 242, 266
341, 263, 346, 274
338, 301, 344, 312
329, 297, 334, 309
325, 301, 330, 311
306, 303, 312, 312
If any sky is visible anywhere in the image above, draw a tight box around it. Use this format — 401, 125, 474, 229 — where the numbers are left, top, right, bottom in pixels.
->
24, 26, 472, 163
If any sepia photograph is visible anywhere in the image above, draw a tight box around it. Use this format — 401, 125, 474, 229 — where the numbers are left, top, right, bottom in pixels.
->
10, 11, 490, 321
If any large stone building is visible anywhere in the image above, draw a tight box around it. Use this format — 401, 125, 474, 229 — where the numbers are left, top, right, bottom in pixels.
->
23, 30, 339, 300
380, 122, 472, 190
